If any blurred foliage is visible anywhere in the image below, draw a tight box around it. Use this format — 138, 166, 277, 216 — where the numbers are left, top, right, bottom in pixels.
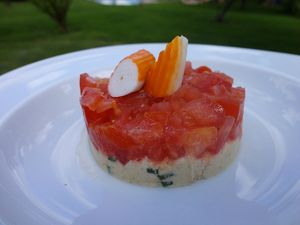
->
30, 0, 72, 32
0, 0, 299, 74
216, 0, 300, 21
282, 0, 300, 14
3, 0, 27, 5
5, 0, 27, 2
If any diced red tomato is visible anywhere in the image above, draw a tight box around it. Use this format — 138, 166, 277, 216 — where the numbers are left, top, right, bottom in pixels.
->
80, 73, 109, 94
184, 61, 193, 75
178, 98, 225, 128
213, 72, 233, 86
80, 73, 97, 94
183, 127, 218, 157
80, 87, 116, 114
80, 62, 245, 164
195, 66, 212, 74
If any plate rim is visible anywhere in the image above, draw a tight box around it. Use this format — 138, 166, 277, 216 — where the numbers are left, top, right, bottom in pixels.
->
1, 43, 300, 79
1, 43, 300, 225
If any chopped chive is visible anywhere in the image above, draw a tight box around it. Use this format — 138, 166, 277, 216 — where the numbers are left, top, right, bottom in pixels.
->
161, 181, 173, 187
157, 172, 174, 180
108, 156, 117, 162
146, 168, 159, 174
106, 165, 112, 174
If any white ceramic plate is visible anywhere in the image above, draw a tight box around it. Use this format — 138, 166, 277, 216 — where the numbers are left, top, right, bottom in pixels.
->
1, 44, 300, 225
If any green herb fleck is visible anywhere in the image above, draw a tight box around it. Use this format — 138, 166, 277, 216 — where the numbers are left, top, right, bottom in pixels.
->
108, 156, 117, 162
161, 181, 173, 187
106, 165, 112, 174
146, 168, 159, 174
158, 172, 174, 180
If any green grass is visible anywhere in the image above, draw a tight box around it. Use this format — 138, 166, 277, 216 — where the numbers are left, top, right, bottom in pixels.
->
1, 0, 300, 74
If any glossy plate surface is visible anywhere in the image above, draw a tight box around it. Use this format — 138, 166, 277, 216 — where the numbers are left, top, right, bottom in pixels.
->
0, 44, 300, 225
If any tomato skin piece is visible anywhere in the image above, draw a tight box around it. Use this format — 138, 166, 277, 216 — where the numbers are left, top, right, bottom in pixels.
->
80, 87, 116, 113
80, 73, 110, 94
184, 61, 193, 75
195, 66, 212, 74
213, 72, 233, 86
80, 73, 97, 94
80, 62, 245, 164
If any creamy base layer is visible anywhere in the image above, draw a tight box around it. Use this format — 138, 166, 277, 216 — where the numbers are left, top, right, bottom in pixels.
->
90, 138, 241, 187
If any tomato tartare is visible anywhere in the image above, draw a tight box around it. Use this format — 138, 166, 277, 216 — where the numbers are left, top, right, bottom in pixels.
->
80, 36, 245, 187
80, 64, 245, 187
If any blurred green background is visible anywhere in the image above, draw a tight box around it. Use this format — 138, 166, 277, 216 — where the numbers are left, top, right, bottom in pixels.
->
1, 0, 300, 75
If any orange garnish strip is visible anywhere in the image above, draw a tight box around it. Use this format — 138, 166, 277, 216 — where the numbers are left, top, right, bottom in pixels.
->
108, 49, 155, 97
145, 36, 188, 97
126, 49, 156, 81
